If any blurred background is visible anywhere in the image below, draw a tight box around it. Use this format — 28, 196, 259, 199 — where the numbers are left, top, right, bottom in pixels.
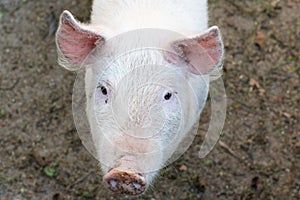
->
0, 0, 299, 199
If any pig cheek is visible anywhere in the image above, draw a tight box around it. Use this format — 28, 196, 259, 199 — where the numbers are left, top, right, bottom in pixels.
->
95, 91, 108, 105
97, 130, 121, 173
160, 97, 183, 141
162, 96, 180, 113
89, 105, 117, 171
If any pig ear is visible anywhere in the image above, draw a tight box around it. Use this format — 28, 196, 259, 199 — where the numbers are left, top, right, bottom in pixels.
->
56, 10, 105, 71
168, 26, 224, 75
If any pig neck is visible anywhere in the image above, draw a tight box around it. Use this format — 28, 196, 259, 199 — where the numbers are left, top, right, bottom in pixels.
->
90, 0, 208, 36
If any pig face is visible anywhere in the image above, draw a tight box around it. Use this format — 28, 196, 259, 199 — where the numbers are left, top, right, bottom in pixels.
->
85, 47, 206, 194
56, 11, 223, 195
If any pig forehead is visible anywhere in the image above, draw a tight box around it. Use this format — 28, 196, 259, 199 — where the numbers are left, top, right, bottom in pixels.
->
93, 49, 184, 87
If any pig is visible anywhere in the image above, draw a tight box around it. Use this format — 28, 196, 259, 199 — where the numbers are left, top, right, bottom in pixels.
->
56, 0, 224, 195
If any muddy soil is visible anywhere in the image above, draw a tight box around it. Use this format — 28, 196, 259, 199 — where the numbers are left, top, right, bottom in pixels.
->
0, 0, 299, 199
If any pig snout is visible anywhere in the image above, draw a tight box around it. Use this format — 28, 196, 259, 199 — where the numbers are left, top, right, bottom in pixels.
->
103, 168, 146, 195
103, 156, 147, 195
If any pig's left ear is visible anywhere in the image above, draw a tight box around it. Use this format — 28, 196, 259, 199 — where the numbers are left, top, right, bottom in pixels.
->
56, 10, 105, 71
167, 26, 224, 75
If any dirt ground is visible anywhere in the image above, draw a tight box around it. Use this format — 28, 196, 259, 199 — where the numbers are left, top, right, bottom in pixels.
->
0, 0, 299, 199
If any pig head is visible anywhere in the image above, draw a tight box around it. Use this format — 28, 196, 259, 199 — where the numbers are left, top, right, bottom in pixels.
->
56, 10, 223, 195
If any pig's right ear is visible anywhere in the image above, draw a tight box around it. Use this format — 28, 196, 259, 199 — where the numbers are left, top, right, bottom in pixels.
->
56, 10, 105, 71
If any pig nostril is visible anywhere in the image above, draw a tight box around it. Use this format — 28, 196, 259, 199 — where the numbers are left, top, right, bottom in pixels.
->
133, 182, 141, 189
109, 179, 117, 188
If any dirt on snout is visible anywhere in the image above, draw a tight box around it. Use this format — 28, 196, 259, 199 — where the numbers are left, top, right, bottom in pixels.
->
0, 0, 299, 199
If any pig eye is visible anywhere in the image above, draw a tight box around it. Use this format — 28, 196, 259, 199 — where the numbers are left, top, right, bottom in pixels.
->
100, 86, 108, 95
96, 81, 111, 105
164, 92, 173, 101
97, 83, 109, 96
